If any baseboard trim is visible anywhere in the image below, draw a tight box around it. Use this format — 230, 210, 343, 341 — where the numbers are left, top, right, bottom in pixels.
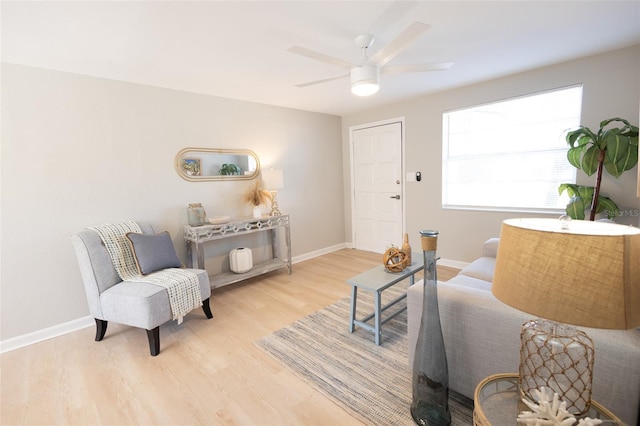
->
0, 315, 94, 354
1, 244, 465, 354
439, 258, 469, 270
291, 243, 348, 264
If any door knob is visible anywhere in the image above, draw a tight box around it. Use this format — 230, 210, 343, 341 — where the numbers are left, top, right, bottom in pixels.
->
390, 195, 400, 200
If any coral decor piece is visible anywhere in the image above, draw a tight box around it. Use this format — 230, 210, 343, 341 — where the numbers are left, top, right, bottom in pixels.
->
517, 387, 602, 426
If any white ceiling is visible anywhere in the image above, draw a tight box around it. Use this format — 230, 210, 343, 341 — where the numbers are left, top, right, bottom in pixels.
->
2, 1, 639, 116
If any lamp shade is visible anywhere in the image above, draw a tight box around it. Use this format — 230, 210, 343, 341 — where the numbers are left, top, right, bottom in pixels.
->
492, 218, 640, 330
261, 168, 284, 190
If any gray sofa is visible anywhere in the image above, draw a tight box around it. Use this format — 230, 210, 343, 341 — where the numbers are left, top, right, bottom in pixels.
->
407, 238, 640, 425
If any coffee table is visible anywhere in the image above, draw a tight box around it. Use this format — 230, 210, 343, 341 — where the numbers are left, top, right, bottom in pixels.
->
346, 253, 423, 345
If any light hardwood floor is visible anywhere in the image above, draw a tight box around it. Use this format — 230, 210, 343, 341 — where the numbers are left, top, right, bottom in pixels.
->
1, 249, 459, 426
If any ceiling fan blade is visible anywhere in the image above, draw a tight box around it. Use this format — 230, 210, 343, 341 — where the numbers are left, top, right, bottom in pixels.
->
366, 2, 417, 34
369, 22, 431, 67
288, 46, 354, 70
294, 74, 349, 88
382, 62, 454, 75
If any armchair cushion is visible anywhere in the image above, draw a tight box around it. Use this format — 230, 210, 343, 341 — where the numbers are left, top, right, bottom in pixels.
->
126, 231, 182, 275
100, 268, 211, 330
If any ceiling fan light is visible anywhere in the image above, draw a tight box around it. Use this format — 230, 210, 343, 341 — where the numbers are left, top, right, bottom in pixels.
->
351, 65, 379, 96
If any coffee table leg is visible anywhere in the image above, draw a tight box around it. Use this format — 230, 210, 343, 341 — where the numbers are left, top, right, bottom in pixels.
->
349, 285, 357, 333
374, 290, 382, 345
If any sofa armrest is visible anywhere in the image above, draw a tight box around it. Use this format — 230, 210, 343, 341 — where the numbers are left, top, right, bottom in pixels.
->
458, 257, 495, 282
481, 238, 500, 258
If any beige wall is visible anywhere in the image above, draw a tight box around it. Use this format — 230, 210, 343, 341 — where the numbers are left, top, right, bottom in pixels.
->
2, 45, 639, 345
342, 45, 640, 263
1, 63, 344, 342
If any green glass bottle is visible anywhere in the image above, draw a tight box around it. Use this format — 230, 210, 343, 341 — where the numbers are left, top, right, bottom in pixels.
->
410, 230, 451, 426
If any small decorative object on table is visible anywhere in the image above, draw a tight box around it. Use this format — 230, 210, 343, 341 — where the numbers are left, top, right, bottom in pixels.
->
518, 387, 602, 426
187, 203, 207, 226
382, 246, 407, 273
229, 247, 253, 273
401, 232, 412, 266
208, 216, 231, 225
243, 181, 272, 218
411, 230, 451, 426
474, 374, 621, 426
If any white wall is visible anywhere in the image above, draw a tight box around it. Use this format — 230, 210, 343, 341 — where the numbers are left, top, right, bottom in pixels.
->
1, 63, 345, 342
342, 45, 640, 263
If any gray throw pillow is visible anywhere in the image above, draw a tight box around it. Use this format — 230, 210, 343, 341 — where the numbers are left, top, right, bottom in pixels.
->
125, 231, 182, 275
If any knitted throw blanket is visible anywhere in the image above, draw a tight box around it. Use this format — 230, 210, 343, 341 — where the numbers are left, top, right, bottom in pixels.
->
89, 222, 201, 324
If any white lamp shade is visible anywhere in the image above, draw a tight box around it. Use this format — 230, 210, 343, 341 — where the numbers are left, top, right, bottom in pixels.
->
351, 65, 379, 96
262, 168, 284, 190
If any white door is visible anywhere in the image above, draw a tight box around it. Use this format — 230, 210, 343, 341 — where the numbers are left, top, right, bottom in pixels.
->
352, 122, 403, 253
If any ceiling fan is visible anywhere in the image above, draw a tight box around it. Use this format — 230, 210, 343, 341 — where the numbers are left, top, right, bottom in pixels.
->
288, 22, 453, 96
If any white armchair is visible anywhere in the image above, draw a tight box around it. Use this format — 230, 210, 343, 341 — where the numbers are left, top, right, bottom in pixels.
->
71, 222, 213, 356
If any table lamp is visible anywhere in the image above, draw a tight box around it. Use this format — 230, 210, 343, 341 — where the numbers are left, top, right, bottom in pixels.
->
492, 218, 640, 416
261, 168, 284, 216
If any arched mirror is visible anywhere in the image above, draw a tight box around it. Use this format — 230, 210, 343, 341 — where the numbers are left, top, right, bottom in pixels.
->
175, 148, 260, 181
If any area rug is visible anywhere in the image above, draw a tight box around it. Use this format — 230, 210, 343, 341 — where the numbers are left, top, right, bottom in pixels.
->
255, 282, 474, 425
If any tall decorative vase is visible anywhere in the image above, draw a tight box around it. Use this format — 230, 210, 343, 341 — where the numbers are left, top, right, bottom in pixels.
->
410, 230, 451, 426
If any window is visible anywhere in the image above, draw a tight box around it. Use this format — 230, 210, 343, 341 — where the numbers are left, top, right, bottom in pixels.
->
442, 85, 582, 212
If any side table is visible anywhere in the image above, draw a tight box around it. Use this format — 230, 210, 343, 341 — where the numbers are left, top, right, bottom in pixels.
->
473, 373, 622, 426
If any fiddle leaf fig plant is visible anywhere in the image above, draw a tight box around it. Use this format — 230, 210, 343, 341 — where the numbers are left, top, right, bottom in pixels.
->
557, 184, 618, 220
559, 117, 638, 220
219, 163, 241, 175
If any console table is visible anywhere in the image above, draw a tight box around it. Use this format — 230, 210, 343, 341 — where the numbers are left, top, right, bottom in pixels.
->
184, 215, 291, 288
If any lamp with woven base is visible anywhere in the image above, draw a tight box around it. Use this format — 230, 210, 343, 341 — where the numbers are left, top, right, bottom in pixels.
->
492, 218, 640, 416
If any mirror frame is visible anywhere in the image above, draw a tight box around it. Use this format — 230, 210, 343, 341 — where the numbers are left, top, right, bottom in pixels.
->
175, 147, 261, 181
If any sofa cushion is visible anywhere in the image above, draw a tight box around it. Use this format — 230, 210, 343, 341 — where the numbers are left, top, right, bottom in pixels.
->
126, 231, 182, 275
458, 257, 495, 283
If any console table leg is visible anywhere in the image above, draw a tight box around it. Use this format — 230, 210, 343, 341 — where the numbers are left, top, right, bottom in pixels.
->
285, 225, 292, 274
196, 243, 205, 269
271, 228, 278, 259
186, 241, 193, 268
